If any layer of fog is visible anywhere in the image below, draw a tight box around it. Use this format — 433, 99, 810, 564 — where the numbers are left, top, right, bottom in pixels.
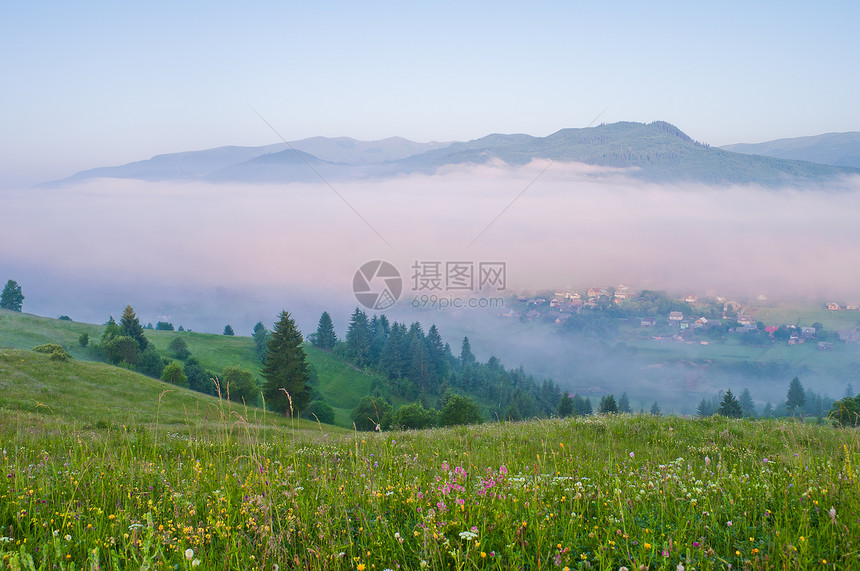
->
3, 162, 860, 411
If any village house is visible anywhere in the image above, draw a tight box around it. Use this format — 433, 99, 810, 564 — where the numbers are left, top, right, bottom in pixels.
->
800, 327, 816, 339
668, 311, 684, 322
640, 317, 656, 328
818, 341, 834, 351
827, 302, 841, 311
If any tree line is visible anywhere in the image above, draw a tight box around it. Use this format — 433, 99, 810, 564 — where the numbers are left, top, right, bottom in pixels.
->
310, 308, 572, 428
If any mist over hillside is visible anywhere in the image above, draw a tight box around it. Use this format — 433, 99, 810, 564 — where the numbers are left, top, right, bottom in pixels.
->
5, 153, 860, 413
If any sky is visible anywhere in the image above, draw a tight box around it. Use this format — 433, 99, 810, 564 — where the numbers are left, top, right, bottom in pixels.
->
2, 1, 860, 189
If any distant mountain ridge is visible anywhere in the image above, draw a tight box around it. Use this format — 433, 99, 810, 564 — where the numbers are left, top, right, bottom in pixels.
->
44, 122, 860, 187
720, 132, 860, 169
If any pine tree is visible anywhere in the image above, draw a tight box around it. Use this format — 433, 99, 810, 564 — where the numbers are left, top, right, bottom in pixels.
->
345, 308, 371, 367
763, 402, 774, 417
739, 388, 756, 418
120, 305, 148, 351
618, 392, 631, 413
425, 325, 447, 387
786, 377, 806, 415
222, 324, 234, 336
312, 311, 338, 350
0, 280, 24, 311
582, 397, 593, 415
407, 323, 429, 393
843, 383, 854, 400
252, 322, 270, 362
459, 337, 476, 368
380, 321, 408, 379
261, 311, 313, 416
696, 398, 711, 417
650, 401, 661, 416
599, 394, 618, 414
718, 389, 742, 418
558, 390, 574, 418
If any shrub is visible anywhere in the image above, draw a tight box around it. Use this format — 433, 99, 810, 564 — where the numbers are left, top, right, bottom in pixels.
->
222, 365, 259, 404
352, 396, 393, 431
393, 402, 436, 430
161, 361, 188, 387
32, 343, 71, 361
305, 400, 336, 425
439, 392, 482, 426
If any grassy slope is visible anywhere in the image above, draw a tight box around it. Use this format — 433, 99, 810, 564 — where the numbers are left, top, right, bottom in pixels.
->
0, 309, 384, 427
0, 348, 331, 434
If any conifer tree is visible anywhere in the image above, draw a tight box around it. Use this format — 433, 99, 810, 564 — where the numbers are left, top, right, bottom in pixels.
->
261, 311, 312, 416
0, 280, 24, 311
786, 377, 806, 415
120, 305, 148, 351
618, 392, 631, 413
718, 389, 742, 418
558, 390, 574, 418
312, 311, 338, 350
739, 388, 756, 418
345, 308, 371, 367
459, 336, 476, 367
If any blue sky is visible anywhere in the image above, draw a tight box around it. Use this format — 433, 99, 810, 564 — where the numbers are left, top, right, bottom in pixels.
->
2, 1, 859, 188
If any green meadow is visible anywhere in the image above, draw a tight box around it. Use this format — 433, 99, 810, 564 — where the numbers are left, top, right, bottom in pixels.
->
0, 309, 385, 429
1, 348, 859, 570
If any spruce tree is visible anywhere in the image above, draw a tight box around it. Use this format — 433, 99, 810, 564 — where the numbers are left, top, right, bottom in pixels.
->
120, 305, 148, 351
223, 324, 235, 336
425, 325, 447, 387
739, 388, 756, 418
312, 311, 338, 350
718, 389, 743, 418
459, 337, 476, 367
252, 322, 270, 362
0, 280, 24, 311
407, 324, 429, 393
558, 390, 574, 418
650, 401, 661, 416
599, 394, 618, 414
380, 321, 408, 379
262, 311, 312, 416
618, 392, 631, 413
345, 308, 371, 367
786, 377, 806, 415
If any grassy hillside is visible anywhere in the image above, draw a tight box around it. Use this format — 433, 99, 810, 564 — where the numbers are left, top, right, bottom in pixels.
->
0, 309, 386, 427
0, 348, 327, 434
1, 396, 858, 569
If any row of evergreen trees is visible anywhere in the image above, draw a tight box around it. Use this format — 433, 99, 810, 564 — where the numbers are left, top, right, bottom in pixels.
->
696, 378, 837, 419
310, 308, 565, 422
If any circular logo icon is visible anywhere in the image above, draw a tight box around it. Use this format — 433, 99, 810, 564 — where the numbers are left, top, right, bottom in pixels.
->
353, 260, 403, 310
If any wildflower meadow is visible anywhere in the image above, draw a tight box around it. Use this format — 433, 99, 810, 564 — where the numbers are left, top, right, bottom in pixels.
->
1, 408, 858, 570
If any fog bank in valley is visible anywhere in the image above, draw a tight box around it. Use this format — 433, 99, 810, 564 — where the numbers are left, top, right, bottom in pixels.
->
3, 162, 859, 411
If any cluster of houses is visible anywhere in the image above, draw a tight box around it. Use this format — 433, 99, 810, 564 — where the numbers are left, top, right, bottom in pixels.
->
504, 286, 860, 352
827, 302, 860, 311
